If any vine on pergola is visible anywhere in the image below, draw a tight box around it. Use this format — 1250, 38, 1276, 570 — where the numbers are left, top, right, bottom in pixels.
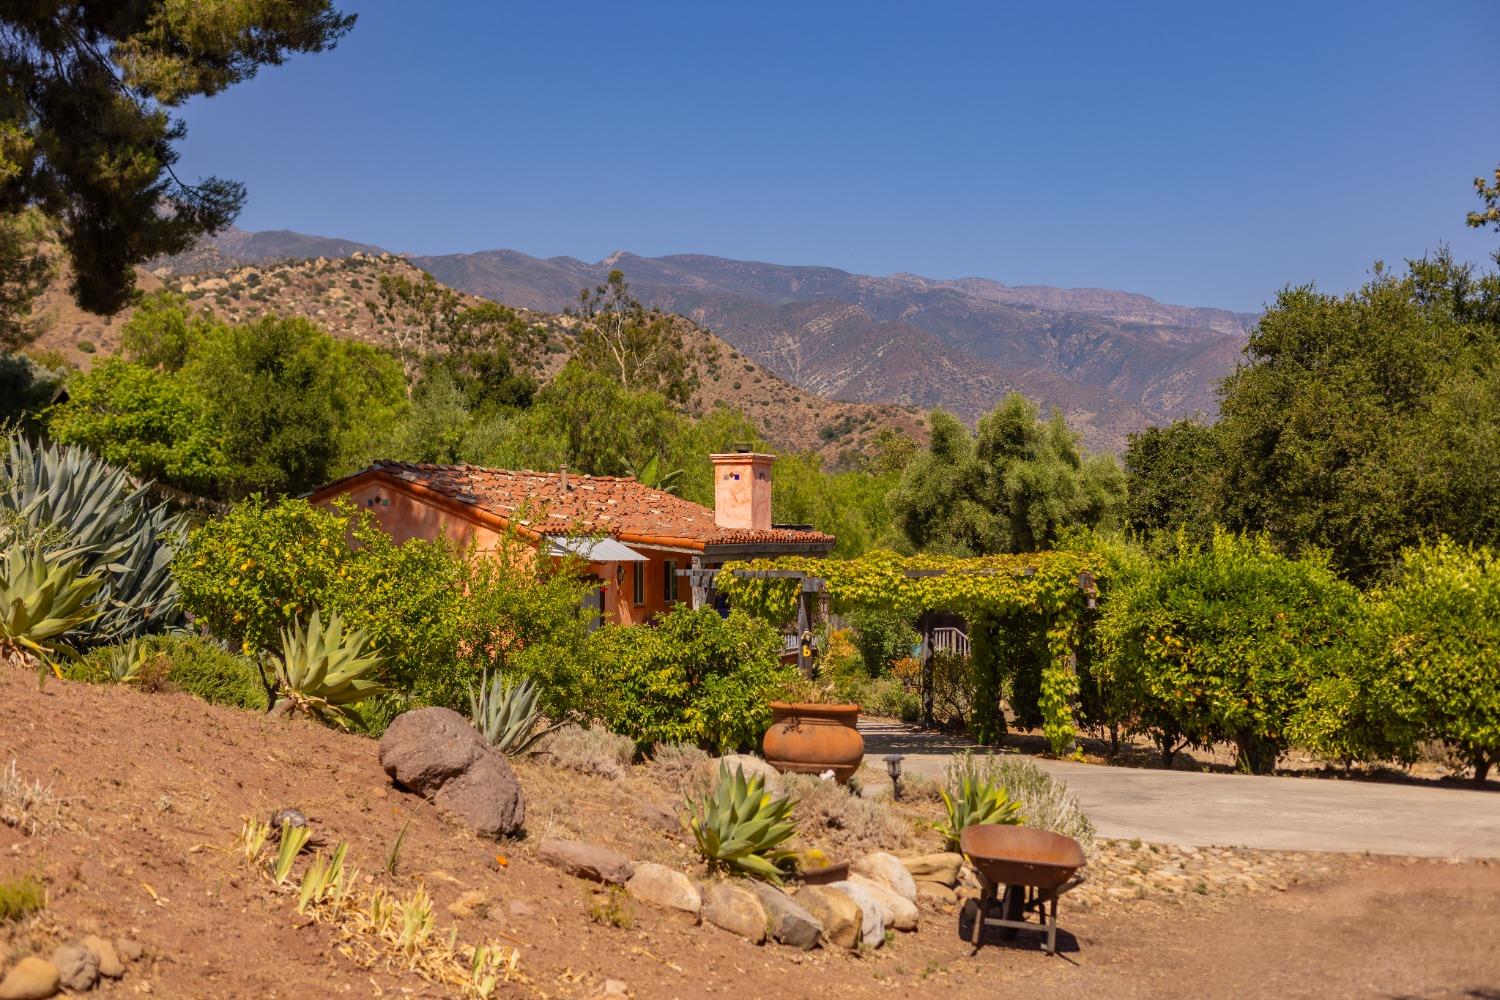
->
717, 549, 1107, 754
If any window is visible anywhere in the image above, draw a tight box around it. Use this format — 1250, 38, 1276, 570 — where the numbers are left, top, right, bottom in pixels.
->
663, 559, 678, 603
632, 561, 645, 605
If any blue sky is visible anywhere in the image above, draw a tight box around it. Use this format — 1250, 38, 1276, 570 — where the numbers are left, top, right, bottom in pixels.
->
176, 1, 1498, 312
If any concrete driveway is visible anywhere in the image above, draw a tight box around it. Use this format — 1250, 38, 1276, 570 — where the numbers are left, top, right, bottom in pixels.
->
860, 721, 1500, 858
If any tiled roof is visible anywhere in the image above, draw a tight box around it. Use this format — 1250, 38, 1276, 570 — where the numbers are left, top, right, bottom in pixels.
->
359, 460, 835, 550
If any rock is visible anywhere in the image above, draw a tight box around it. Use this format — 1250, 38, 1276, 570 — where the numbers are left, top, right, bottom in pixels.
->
115, 938, 144, 963
795, 885, 862, 950
81, 935, 123, 978
849, 875, 919, 931
431, 753, 526, 839
601, 980, 629, 998
916, 881, 958, 905
625, 863, 701, 916
852, 851, 918, 903
826, 881, 885, 948
639, 803, 679, 833
746, 882, 822, 949
900, 852, 964, 887
380, 707, 524, 838
446, 889, 489, 919
508, 899, 534, 917
0, 958, 60, 1000
49, 944, 98, 992
537, 839, 634, 886
700, 882, 766, 944
700, 755, 785, 797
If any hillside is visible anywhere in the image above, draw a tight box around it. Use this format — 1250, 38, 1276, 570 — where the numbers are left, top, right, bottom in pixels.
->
151, 228, 1256, 451
29, 253, 926, 466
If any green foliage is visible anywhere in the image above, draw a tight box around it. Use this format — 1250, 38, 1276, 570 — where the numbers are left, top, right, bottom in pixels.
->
932, 756, 1023, 851
468, 671, 546, 756
945, 754, 1095, 856
1098, 532, 1361, 773
769, 449, 902, 557
49, 298, 408, 499
1122, 419, 1221, 550
0, 545, 102, 676
70, 633, 269, 710
0, 2, 352, 316
0, 874, 45, 923
0, 210, 53, 352
687, 763, 798, 884
847, 607, 918, 676
103, 637, 149, 683
1298, 539, 1500, 781
584, 607, 796, 753
889, 397, 1125, 556
172, 495, 592, 717
273, 609, 387, 728
1, 433, 184, 644
1215, 253, 1500, 584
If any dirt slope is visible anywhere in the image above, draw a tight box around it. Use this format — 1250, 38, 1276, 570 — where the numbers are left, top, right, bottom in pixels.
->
3, 669, 1498, 999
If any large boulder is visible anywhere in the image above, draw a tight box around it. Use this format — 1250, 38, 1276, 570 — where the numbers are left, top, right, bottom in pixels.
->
827, 881, 885, 948
701, 882, 766, 944
852, 851, 918, 903
795, 885, 862, 950
537, 839, 634, 886
0, 956, 61, 1000
900, 852, 964, 887
380, 707, 525, 837
747, 882, 823, 950
626, 863, 701, 916
849, 875, 919, 931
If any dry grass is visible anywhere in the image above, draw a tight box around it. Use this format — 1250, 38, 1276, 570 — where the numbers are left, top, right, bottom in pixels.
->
0, 759, 57, 835
644, 742, 711, 796
531, 724, 636, 780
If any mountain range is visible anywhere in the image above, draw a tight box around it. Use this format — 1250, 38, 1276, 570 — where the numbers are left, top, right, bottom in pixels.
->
154, 227, 1260, 452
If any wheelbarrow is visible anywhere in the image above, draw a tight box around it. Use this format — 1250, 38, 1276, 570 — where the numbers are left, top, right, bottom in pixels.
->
960, 824, 1087, 956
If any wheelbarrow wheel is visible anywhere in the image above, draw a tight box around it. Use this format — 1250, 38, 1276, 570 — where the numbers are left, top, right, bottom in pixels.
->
1000, 885, 1025, 940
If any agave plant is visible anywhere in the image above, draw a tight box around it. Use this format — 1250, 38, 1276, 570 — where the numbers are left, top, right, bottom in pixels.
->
273, 609, 387, 728
687, 763, 798, 884
0, 434, 185, 645
933, 771, 1023, 851
468, 670, 547, 756
0, 545, 103, 679
104, 636, 164, 684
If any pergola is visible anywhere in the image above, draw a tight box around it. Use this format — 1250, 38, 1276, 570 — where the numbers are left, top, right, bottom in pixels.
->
715, 549, 1105, 754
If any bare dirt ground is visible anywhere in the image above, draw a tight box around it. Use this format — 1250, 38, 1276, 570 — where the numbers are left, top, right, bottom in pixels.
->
2, 669, 1497, 999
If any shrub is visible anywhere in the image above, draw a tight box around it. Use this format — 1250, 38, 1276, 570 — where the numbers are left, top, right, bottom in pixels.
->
848, 607, 918, 676
646, 742, 711, 795
933, 756, 1021, 850
945, 753, 1096, 857
0, 874, 45, 922
71, 634, 269, 710
532, 724, 636, 780
782, 773, 912, 856
1298, 539, 1500, 781
584, 607, 796, 752
1097, 532, 1361, 773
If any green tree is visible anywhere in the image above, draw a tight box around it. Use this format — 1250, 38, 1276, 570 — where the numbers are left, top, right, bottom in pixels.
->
889, 395, 1125, 555
0, 1, 354, 317
0, 209, 52, 351
1122, 419, 1221, 547
571, 269, 696, 405
1468, 163, 1500, 233
1215, 253, 1500, 583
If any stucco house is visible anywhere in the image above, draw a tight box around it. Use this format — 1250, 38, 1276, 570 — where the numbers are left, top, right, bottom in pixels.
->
307, 451, 834, 625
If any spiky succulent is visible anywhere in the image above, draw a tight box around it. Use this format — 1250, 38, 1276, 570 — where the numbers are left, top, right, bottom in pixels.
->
0, 545, 103, 678
468, 670, 546, 756
104, 637, 152, 683
933, 773, 1023, 851
687, 763, 798, 884
0, 434, 184, 645
273, 609, 387, 728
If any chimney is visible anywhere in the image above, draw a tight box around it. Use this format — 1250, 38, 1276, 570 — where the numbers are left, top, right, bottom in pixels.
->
710, 449, 774, 531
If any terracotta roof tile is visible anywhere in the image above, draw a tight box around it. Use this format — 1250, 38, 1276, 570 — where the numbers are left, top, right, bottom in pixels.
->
362, 460, 834, 550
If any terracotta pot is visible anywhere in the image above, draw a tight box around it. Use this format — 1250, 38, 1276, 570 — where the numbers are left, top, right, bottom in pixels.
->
762, 702, 864, 784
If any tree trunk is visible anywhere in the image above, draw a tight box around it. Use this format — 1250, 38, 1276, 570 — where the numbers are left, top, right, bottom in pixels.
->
1234, 733, 1278, 775
1472, 750, 1493, 785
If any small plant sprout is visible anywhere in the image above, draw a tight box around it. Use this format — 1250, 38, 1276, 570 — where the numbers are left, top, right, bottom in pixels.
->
238, 816, 272, 863
271, 822, 311, 885
297, 842, 352, 914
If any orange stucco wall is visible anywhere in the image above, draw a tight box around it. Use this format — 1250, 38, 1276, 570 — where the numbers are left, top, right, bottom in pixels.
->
319, 478, 693, 625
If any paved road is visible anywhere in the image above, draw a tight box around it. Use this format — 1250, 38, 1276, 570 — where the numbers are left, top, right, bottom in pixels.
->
860, 721, 1500, 858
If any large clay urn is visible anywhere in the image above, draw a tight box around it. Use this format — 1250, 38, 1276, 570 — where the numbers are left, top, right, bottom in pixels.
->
762, 702, 864, 784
